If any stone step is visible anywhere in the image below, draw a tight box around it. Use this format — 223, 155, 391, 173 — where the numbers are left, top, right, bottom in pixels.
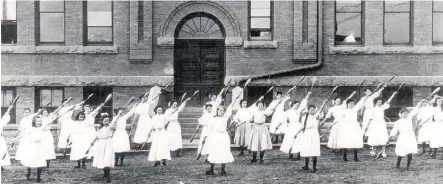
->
177, 117, 199, 124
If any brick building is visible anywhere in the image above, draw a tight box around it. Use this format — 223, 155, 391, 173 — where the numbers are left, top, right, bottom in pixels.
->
1, 0, 443, 147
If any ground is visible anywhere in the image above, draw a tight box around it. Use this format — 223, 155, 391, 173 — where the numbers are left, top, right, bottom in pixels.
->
1, 147, 443, 184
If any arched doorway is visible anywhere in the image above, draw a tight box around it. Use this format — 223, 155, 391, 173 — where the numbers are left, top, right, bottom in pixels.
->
174, 12, 226, 106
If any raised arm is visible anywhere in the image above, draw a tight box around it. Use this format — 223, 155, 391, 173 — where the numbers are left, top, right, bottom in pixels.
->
1, 113, 11, 126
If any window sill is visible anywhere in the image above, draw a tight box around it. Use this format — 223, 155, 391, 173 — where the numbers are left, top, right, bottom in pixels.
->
243, 40, 278, 49
328, 46, 443, 55
1, 45, 119, 54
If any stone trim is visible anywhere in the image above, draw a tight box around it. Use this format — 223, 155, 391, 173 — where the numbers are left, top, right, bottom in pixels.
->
159, 1, 241, 38
225, 76, 443, 86
328, 46, 443, 55
225, 37, 243, 47
157, 37, 175, 48
243, 40, 278, 49
1, 76, 173, 86
1, 46, 119, 54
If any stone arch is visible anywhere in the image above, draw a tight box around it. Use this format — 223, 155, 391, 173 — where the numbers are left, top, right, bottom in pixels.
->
158, 1, 242, 47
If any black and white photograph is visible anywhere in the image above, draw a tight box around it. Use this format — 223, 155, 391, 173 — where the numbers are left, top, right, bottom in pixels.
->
1, 0, 443, 183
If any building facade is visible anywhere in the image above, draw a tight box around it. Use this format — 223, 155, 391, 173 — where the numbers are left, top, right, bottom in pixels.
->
1, 0, 443, 146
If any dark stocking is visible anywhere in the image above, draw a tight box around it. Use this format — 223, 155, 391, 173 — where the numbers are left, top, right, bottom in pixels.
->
396, 156, 402, 168
206, 163, 215, 175
289, 153, 293, 159
421, 142, 427, 155
221, 164, 227, 175
312, 157, 317, 173
104, 167, 111, 183
431, 148, 438, 158
407, 154, 412, 170
353, 149, 359, 161
115, 153, 120, 166
302, 158, 309, 170
161, 159, 167, 166
259, 151, 265, 164
343, 149, 348, 162
75, 160, 81, 168
26, 167, 31, 180
120, 154, 125, 166
251, 151, 258, 163
82, 158, 86, 168
238, 146, 244, 156
37, 168, 42, 182
46, 160, 50, 168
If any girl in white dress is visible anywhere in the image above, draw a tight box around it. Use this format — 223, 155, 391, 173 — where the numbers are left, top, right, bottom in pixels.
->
360, 88, 384, 138
1, 112, 12, 169
206, 105, 234, 175
21, 115, 58, 183
416, 99, 435, 155
430, 97, 443, 159
367, 95, 395, 157
233, 99, 253, 156
337, 99, 364, 162
280, 91, 310, 160
40, 109, 56, 168
204, 88, 226, 114
197, 104, 213, 162
15, 108, 34, 161
165, 98, 191, 157
70, 111, 94, 169
57, 99, 82, 149
300, 103, 325, 173
269, 92, 290, 143
389, 106, 420, 170
93, 113, 120, 183
113, 107, 135, 166
148, 106, 172, 166
248, 100, 273, 164
133, 96, 155, 149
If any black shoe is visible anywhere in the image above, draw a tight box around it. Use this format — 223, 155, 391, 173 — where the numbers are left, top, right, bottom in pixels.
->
154, 161, 160, 167
204, 159, 209, 164
25, 174, 30, 181
311, 168, 317, 173
343, 156, 348, 162
301, 166, 309, 171
162, 160, 167, 166
238, 151, 244, 156
74, 166, 81, 169
289, 154, 293, 159
431, 153, 436, 159
82, 165, 87, 169
251, 159, 257, 164
106, 176, 111, 183
396, 164, 400, 169
354, 157, 360, 162
221, 170, 227, 175
205, 170, 214, 175
37, 179, 42, 183
259, 160, 264, 164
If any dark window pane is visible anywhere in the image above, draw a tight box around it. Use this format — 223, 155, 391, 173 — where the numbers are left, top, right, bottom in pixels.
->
433, 13, 443, 42
336, 1, 362, 12
40, 13, 64, 42
40, 1, 64, 12
83, 87, 113, 124
250, 30, 271, 40
1, 22, 17, 44
1, 0, 16, 20
434, 1, 443, 11
384, 13, 410, 44
385, 1, 410, 12
88, 27, 112, 43
250, 18, 270, 29
1, 90, 14, 106
336, 13, 362, 43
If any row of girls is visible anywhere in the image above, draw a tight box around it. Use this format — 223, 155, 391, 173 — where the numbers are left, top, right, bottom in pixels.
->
0, 85, 193, 183
196, 83, 436, 173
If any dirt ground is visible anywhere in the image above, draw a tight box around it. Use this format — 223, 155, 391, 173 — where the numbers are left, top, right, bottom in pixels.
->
1, 147, 443, 184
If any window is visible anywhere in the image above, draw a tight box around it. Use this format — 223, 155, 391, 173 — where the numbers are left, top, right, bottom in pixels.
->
1, 0, 17, 44
84, 1, 113, 45
35, 87, 64, 113
335, 0, 363, 45
433, 0, 443, 44
83, 87, 113, 124
336, 86, 360, 101
36, 1, 65, 44
384, 0, 412, 45
381, 86, 413, 121
248, 0, 273, 41
1, 88, 16, 124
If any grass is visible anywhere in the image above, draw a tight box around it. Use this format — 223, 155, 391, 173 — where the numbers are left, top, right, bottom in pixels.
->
1, 147, 443, 184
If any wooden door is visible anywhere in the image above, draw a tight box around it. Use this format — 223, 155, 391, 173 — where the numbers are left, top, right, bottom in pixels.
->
174, 39, 225, 106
